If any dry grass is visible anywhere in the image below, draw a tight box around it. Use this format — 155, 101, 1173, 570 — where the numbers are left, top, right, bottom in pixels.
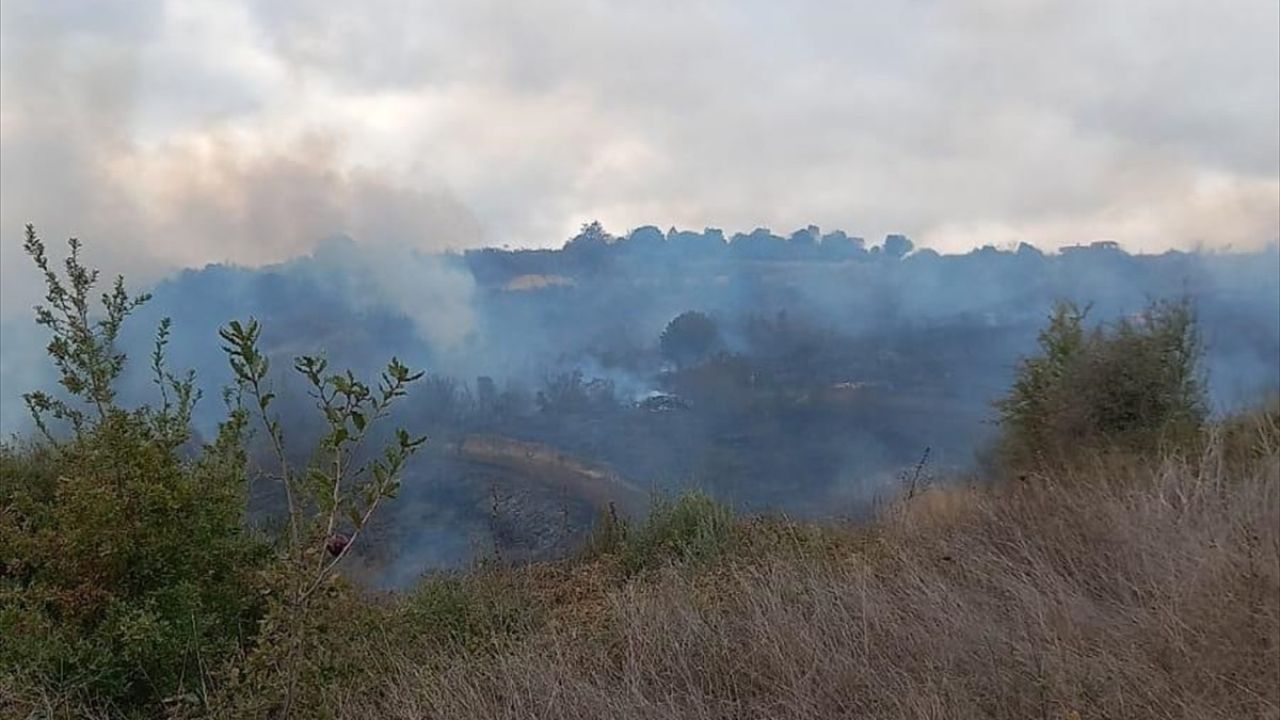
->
333, 437, 1279, 720
7, 428, 1275, 719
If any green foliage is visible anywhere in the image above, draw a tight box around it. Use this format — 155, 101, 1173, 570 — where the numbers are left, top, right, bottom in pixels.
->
402, 571, 539, 653
584, 501, 632, 558
219, 319, 426, 572
995, 299, 1207, 472
4, 227, 1235, 718
217, 316, 427, 718
20, 226, 148, 439
591, 492, 734, 574
2, 227, 429, 719
1218, 395, 1280, 466
207, 568, 540, 718
19, 224, 201, 449
204, 576, 388, 720
1, 226, 267, 714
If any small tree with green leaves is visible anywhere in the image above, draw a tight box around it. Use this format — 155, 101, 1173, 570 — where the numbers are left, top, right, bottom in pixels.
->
0, 225, 266, 714
994, 302, 1089, 466
995, 298, 1207, 472
19, 225, 199, 447
217, 319, 427, 717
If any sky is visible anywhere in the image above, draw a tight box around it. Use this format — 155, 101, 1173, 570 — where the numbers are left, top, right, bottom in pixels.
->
1, 0, 1278, 316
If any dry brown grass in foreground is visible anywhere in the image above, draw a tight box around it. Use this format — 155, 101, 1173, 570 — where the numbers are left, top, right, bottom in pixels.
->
332, 435, 1279, 720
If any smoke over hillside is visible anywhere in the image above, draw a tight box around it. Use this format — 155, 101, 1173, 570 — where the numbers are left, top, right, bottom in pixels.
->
3, 225, 1277, 583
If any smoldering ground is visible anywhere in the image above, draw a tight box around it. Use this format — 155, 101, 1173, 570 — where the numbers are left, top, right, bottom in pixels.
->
4, 225, 1276, 584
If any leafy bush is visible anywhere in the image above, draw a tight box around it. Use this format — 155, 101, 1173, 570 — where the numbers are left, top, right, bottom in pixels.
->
0, 226, 268, 712
210, 292, 427, 720
0, 227, 427, 719
995, 299, 1207, 472
599, 492, 734, 573
403, 571, 539, 652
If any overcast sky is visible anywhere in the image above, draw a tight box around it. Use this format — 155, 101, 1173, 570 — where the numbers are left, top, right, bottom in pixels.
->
1, 0, 1277, 312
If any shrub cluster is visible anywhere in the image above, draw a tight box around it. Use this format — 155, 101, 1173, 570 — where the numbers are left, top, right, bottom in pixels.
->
994, 299, 1207, 473
1, 228, 267, 713
586, 491, 734, 574
1, 227, 426, 718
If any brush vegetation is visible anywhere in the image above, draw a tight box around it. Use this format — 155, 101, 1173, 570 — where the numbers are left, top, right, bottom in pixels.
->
2, 228, 1277, 719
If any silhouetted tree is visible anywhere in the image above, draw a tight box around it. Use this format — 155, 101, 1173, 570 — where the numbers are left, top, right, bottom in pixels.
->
660, 311, 720, 367
819, 230, 867, 260
624, 225, 666, 254
562, 221, 615, 273
883, 234, 914, 258
729, 228, 788, 260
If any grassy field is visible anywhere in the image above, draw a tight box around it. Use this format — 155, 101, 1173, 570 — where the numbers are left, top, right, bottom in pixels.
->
125, 408, 1270, 720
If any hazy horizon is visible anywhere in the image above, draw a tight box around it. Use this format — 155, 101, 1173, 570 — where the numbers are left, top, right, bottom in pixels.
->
3, 0, 1279, 319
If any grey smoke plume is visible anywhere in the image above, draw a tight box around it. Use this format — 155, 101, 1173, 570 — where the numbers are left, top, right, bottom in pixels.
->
3, 0, 1279, 582
3, 225, 1277, 584
0, 0, 483, 323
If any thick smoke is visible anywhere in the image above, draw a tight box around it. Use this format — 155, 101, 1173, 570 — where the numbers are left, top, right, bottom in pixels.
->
0, 0, 482, 319
3, 225, 1278, 584
0, 2, 483, 432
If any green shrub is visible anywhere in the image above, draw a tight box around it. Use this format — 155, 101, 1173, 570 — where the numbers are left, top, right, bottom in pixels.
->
617, 492, 734, 573
995, 299, 1207, 472
1218, 395, 1280, 466
1, 226, 427, 719
403, 571, 539, 652
582, 501, 632, 558
214, 320, 427, 718
0, 227, 268, 713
